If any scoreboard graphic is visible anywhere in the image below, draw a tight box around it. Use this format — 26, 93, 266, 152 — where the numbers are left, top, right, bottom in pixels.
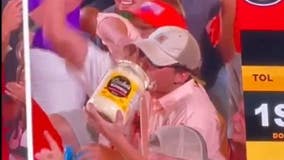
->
241, 31, 284, 160
236, 0, 284, 159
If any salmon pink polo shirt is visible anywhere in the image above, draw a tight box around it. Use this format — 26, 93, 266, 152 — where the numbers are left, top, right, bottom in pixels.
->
148, 79, 227, 160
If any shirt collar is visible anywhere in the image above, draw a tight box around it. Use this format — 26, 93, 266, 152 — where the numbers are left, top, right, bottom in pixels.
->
158, 79, 201, 114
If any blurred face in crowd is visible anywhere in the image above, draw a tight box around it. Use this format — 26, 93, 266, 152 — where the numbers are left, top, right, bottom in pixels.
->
115, 0, 149, 12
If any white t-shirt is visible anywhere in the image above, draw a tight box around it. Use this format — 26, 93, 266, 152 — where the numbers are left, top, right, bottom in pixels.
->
65, 42, 114, 97
30, 42, 113, 114
30, 48, 87, 114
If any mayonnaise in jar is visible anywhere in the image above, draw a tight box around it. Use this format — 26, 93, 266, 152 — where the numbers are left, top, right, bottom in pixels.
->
86, 60, 151, 123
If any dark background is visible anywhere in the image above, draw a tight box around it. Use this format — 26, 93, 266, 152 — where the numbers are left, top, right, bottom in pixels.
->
241, 31, 284, 66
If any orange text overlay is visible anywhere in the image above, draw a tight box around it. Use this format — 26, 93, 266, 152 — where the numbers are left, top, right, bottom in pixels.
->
242, 66, 284, 91
272, 132, 284, 140
246, 141, 284, 160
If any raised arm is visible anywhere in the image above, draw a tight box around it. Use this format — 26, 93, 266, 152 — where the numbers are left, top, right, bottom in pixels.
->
218, 0, 236, 63
41, 0, 88, 68
2, 0, 22, 62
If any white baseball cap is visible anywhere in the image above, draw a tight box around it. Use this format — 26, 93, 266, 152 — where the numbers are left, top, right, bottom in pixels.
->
133, 26, 202, 71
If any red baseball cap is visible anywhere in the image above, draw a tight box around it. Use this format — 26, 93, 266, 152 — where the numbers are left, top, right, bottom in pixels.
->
132, 0, 188, 29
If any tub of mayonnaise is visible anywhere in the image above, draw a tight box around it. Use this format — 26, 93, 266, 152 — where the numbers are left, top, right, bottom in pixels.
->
86, 60, 151, 123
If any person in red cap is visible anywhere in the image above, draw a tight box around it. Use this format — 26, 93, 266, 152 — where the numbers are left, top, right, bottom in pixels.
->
129, 0, 187, 29
80, 0, 187, 33
79, 0, 187, 60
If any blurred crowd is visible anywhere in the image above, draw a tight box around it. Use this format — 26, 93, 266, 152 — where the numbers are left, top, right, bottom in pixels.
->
2, 0, 246, 159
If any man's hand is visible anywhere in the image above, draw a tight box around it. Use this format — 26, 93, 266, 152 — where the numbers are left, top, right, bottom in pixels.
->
5, 81, 25, 104
2, 0, 22, 34
9, 121, 24, 149
85, 103, 149, 160
35, 131, 64, 160
85, 103, 128, 144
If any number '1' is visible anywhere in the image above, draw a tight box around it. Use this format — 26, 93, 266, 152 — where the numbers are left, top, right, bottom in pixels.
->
254, 103, 284, 127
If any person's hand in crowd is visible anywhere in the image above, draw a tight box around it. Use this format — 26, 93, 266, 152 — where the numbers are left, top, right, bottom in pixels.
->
35, 131, 64, 160
2, 0, 22, 35
85, 104, 148, 160
9, 121, 24, 150
5, 81, 26, 104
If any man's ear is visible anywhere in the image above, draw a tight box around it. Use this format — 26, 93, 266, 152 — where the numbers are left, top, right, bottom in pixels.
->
174, 71, 190, 84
